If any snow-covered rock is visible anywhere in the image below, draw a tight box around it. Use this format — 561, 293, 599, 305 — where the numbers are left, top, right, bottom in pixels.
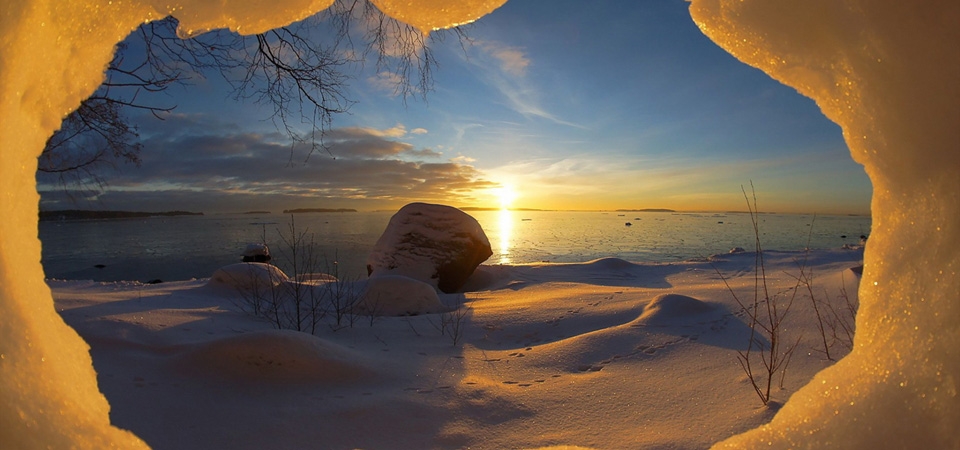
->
366, 203, 492, 293
207, 263, 288, 291
355, 275, 446, 316
241, 243, 271, 262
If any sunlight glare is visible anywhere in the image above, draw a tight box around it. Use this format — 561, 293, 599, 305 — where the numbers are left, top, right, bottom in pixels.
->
495, 185, 519, 210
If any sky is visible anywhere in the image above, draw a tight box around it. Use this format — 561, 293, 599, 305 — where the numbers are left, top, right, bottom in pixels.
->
38, 0, 872, 215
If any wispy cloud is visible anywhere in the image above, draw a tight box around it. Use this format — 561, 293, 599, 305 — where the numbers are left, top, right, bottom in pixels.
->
453, 123, 483, 143
407, 148, 442, 158
466, 40, 584, 129
367, 71, 407, 96
488, 151, 866, 212
482, 42, 530, 76
453, 113, 854, 209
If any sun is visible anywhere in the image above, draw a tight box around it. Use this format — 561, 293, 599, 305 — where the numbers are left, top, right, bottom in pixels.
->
494, 185, 519, 210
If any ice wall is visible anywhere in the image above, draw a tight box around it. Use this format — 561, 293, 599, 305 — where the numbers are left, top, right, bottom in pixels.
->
0, 0, 955, 448
1, 2, 151, 447
688, 1, 959, 448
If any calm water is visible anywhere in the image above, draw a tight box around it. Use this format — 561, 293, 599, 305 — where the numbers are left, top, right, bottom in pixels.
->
38, 210, 871, 283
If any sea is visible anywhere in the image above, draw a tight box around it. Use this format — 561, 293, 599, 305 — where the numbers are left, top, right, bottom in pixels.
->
38, 210, 871, 283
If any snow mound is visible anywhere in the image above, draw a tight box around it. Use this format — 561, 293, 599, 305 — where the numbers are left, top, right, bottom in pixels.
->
527, 447, 597, 450
293, 272, 338, 285
637, 294, 718, 325
459, 265, 511, 291
583, 257, 636, 270
172, 329, 375, 384
355, 275, 447, 316
207, 263, 288, 290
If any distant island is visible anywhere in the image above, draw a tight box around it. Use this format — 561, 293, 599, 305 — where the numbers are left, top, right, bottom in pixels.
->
39, 210, 203, 221
282, 208, 357, 214
614, 208, 676, 213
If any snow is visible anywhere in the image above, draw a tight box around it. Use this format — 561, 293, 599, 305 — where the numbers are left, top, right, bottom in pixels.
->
170, 329, 377, 384
356, 274, 448, 316
47, 249, 863, 449
637, 294, 720, 325
0, 0, 957, 448
371, 0, 509, 34
208, 262, 288, 291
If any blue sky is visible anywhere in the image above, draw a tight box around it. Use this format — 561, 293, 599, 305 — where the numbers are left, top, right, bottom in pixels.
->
39, 0, 872, 214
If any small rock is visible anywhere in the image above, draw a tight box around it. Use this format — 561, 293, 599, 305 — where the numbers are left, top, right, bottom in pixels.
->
242, 243, 271, 263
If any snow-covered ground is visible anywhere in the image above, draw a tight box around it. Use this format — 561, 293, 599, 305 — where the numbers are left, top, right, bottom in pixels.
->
51, 248, 864, 449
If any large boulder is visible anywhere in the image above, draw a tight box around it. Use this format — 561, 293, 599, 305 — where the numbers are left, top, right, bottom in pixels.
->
366, 203, 492, 293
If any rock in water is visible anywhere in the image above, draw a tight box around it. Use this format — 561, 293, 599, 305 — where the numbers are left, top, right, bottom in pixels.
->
366, 203, 492, 293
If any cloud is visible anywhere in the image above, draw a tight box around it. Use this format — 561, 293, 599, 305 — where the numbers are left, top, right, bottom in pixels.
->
483, 43, 530, 76
137, 111, 251, 139
38, 114, 494, 212
326, 125, 404, 139
379, 124, 409, 138
322, 125, 434, 159
407, 148, 442, 158
367, 71, 406, 96
410, 128, 428, 135
453, 123, 483, 143
468, 40, 584, 129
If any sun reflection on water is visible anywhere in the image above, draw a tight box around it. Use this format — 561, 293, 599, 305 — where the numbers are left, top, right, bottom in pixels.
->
497, 208, 513, 264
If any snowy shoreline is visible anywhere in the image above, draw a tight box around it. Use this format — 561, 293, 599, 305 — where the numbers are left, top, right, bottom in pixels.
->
52, 247, 864, 449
